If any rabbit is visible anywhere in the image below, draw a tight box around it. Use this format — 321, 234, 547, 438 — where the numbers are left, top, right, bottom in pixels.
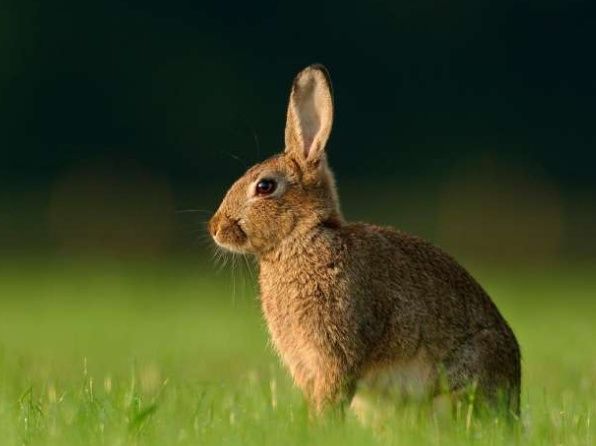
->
208, 64, 521, 418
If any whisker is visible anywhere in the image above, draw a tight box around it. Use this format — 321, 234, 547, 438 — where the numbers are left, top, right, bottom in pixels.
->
175, 209, 213, 214
190, 228, 211, 236
193, 236, 214, 250
241, 253, 257, 298
242, 254, 257, 289
222, 150, 248, 169
231, 255, 237, 305
250, 126, 261, 162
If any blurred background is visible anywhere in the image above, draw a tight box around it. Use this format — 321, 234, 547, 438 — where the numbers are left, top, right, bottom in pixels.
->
2, 0, 595, 266
0, 3, 595, 442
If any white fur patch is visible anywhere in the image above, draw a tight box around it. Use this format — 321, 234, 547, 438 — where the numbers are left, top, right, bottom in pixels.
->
351, 349, 435, 423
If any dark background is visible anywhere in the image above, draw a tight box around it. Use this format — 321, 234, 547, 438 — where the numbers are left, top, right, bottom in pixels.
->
2, 0, 595, 264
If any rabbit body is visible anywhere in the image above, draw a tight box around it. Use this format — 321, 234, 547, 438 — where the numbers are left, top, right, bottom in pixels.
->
259, 222, 520, 413
209, 64, 520, 416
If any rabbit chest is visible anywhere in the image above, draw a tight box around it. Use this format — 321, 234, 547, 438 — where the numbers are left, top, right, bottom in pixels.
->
259, 259, 357, 381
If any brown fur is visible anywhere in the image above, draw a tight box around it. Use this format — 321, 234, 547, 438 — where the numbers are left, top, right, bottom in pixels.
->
209, 65, 521, 417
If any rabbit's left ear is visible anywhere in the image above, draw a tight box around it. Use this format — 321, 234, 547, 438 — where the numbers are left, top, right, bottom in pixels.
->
284, 64, 334, 166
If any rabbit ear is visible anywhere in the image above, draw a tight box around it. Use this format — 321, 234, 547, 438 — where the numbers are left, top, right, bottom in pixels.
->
284, 64, 334, 166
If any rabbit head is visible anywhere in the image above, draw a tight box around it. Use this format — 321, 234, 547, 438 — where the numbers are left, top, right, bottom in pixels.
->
209, 65, 342, 255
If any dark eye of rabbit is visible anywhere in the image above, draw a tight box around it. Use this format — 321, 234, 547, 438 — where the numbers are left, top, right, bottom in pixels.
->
256, 179, 277, 196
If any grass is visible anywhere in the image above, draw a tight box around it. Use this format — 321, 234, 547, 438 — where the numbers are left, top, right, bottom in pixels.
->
0, 256, 594, 445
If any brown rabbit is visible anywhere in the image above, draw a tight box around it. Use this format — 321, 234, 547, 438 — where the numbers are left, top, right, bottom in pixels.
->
209, 64, 521, 418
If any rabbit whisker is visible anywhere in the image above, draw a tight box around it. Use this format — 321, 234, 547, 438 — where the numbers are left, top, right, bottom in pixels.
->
175, 209, 213, 214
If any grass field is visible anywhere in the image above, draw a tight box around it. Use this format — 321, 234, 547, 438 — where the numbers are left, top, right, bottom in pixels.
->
0, 256, 594, 445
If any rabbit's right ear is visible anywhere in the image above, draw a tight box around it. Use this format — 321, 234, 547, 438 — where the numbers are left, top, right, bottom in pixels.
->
284, 64, 334, 168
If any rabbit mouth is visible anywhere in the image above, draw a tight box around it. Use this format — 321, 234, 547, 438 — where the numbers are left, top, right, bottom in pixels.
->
213, 240, 249, 254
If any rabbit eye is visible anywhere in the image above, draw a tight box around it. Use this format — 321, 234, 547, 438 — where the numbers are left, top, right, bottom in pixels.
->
255, 178, 277, 196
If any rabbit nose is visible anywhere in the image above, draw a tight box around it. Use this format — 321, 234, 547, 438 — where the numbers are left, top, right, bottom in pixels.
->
208, 213, 221, 238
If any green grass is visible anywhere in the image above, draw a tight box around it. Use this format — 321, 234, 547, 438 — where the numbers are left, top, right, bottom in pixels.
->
0, 257, 594, 445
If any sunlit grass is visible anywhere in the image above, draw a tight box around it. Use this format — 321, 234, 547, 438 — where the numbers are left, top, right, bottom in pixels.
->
0, 257, 594, 445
